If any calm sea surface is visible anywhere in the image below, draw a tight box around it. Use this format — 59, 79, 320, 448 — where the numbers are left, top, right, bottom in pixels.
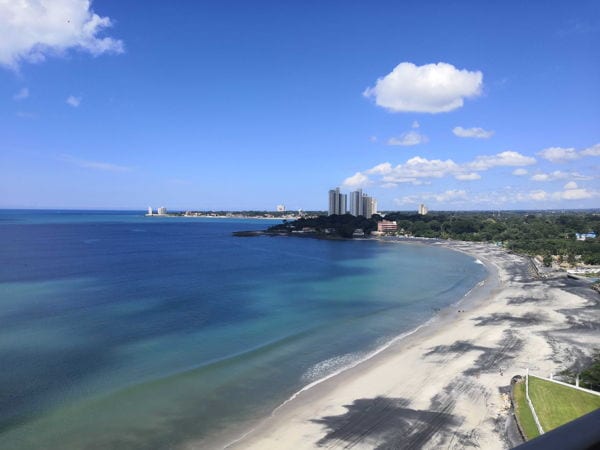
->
0, 210, 487, 449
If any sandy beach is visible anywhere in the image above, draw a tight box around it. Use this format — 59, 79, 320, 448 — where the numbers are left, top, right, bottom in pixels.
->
224, 241, 600, 450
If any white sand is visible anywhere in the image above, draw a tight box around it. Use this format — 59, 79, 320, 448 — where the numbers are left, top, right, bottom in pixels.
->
224, 241, 599, 450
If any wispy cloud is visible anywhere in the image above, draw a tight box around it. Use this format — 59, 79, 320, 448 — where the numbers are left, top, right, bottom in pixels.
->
0, 0, 124, 69
537, 146, 579, 162
363, 62, 483, 113
66, 95, 81, 107
452, 126, 494, 139
13, 87, 29, 100
60, 154, 131, 172
387, 130, 428, 146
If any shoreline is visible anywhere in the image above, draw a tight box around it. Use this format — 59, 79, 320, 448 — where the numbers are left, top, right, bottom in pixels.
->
216, 240, 599, 450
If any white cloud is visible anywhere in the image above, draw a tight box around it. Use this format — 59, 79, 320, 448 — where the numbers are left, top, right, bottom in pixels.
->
363, 62, 483, 113
543, 173, 568, 181
556, 188, 594, 200
528, 190, 549, 201
395, 189, 467, 205
66, 95, 81, 107
512, 168, 528, 176
580, 143, 600, 157
60, 154, 130, 172
564, 181, 578, 190
452, 126, 494, 139
455, 172, 481, 181
0, 0, 124, 69
537, 146, 579, 162
369, 136, 378, 143
411, 120, 420, 129
467, 151, 536, 171
433, 189, 468, 202
13, 87, 29, 100
387, 131, 429, 146
366, 162, 393, 175
342, 172, 370, 189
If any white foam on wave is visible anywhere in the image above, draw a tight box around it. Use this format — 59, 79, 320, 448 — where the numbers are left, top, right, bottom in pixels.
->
474, 259, 484, 265
223, 319, 436, 448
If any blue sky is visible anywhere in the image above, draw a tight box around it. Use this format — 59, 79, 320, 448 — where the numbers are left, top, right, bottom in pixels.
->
1, 0, 599, 211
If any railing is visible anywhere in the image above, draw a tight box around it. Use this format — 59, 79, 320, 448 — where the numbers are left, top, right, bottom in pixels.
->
525, 369, 544, 435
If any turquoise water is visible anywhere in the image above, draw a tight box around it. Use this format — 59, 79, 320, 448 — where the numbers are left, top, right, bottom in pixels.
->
0, 210, 487, 449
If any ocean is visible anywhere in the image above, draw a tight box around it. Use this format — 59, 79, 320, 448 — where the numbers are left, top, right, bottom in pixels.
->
0, 210, 487, 449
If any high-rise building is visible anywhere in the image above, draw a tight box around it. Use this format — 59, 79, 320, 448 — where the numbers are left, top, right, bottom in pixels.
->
363, 194, 377, 219
276, 204, 285, 212
418, 204, 428, 215
348, 189, 377, 218
157, 206, 167, 215
147, 206, 153, 215
349, 189, 363, 217
328, 187, 347, 215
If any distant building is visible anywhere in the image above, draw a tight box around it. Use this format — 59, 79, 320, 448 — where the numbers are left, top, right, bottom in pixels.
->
576, 232, 596, 241
348, 189, 377, 218
276, 204, 286, 212
378, 220, 397, 233
147, 206, 153, 215
349, 189, 363, 216
157, 206, 167, 215
418, 204, 428, 215
363, 195, 377, 219
328, 187, 347, 215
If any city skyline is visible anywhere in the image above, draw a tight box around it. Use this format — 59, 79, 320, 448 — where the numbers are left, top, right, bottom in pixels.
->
1, 1, 599, 211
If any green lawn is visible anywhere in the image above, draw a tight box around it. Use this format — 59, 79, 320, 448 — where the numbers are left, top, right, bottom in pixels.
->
528, 376, 600, 431
513, 380, 540, 440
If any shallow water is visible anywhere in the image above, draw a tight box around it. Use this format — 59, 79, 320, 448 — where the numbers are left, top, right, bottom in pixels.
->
0, 210, 486, 449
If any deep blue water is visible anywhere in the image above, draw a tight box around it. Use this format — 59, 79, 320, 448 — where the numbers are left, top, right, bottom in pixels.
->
0, 210, 487, 449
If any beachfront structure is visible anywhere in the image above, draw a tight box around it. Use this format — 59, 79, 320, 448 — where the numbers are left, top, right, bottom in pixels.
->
418, 204, 428, 215
147, 206, 153, 215
157, 206, 167, 215
328, 187, 347, 216
378, 220, 397, 233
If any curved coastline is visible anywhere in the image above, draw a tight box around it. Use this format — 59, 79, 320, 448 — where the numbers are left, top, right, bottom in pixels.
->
219, 239, 599, 450
217, 239, 497, 450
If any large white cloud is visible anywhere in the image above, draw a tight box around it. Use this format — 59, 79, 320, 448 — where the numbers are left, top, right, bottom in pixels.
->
452, 126, 494, 139
0, 0, 123, 69
363, 62, 483, 113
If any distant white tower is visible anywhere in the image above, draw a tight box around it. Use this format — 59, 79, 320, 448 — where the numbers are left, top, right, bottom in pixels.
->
147, 206, 153, 215
157, 206, 167, 215
276, 204, 286, 212
418, 204, 428, 215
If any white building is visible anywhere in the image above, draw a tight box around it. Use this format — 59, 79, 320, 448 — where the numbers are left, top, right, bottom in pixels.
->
147, 206, 153, 215
157, 206, 167, 215
348, 189, 377, 218
418, 204, 428, 215
276, 204, 286, 212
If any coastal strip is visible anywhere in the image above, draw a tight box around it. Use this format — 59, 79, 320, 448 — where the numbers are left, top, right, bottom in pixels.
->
222, 241, 599, 450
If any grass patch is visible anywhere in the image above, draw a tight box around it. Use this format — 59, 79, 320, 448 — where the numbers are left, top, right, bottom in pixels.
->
529, 376, 600, 431
513, 380, 540, 440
